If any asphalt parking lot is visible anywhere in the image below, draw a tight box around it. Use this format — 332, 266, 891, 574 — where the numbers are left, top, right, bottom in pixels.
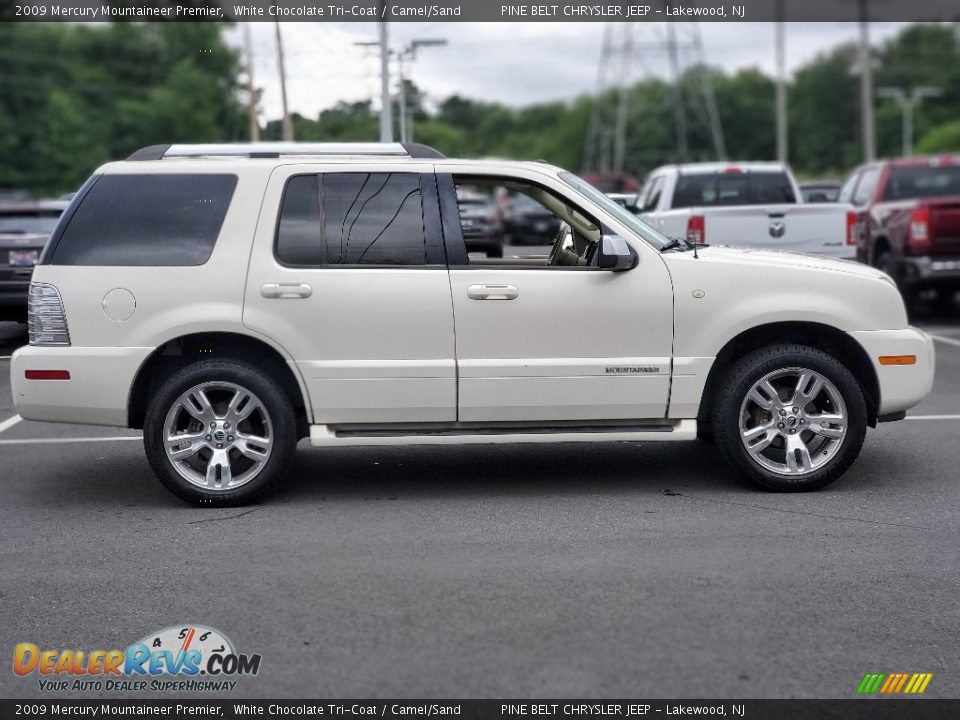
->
1, 307, 959, 700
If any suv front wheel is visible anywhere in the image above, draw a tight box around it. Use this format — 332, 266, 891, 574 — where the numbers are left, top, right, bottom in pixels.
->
144, 360, 297, 505
712, 345, 867, 491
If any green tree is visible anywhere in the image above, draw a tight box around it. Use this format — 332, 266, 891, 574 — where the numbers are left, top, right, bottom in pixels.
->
916, 120, 960, 154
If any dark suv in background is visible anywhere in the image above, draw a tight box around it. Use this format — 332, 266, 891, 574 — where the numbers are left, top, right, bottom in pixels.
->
843, 156, 960, 307
0, 200, 68, 321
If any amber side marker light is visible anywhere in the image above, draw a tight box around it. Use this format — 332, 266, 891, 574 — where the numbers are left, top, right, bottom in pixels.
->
25, 370, 71, 380
878, 355, 917, 366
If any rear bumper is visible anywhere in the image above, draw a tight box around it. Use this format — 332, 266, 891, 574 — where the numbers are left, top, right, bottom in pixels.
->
902, 256, 960, 288
11, 345, 152, 426
847, 327, 935, 415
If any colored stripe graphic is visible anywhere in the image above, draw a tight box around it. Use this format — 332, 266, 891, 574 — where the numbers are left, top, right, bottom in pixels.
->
857, 673, 885, 693
858, 672, 932, 694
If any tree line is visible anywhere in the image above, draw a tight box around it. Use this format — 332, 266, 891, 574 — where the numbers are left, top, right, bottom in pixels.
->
2, 21, 960, 197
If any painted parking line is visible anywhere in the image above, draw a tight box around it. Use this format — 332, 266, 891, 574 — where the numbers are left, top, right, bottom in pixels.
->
906, 414, 960, 420
0, 414, 23, 435
0, 435, 141, 446
930, 335, 960, 348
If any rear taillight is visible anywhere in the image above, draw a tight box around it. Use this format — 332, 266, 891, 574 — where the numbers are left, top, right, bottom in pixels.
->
907, 206, 931, 252
27, 282, 71, 347
686, 215, 705, 244
846, 211, 857, 246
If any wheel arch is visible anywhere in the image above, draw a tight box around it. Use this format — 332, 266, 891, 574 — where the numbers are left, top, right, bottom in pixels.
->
127, 331, 311, 436
871, 235, 891, 265
697, 321, 880, 435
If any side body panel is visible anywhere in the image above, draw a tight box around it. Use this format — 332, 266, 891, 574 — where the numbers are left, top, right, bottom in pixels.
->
242, 162, 457, 424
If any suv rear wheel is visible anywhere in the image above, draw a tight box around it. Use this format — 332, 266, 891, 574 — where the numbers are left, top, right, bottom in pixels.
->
712, 345, 867, 491
144, 360, 297, 505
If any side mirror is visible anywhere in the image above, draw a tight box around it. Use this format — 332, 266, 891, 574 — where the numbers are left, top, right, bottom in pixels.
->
598, 235, 639, 271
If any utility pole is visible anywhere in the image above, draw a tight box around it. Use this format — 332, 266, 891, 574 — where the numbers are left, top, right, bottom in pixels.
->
878, 86, 942, 156
274, 21, 293, 141
378, 6, 392, 143
858, 0, 875, 161
396, 39, 447, 143
774, 0, 787, 163
612, 30, 634, 172
584, 18, 724, 173
243, 24, 259, 142
666, 23, 689, 163
397, 51, 407, 145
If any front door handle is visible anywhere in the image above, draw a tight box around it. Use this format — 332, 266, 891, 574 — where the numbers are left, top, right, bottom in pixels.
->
467, 284, 519, 300
261, 283, 312, 299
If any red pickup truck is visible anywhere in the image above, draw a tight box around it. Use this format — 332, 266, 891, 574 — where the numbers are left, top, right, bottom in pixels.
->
843, 156, 960, 305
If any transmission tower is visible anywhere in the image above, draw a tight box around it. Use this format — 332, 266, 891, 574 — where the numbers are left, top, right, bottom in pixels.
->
583, 17, 726, 175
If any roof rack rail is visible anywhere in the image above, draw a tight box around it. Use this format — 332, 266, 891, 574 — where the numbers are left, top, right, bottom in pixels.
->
126, 142, 445, 161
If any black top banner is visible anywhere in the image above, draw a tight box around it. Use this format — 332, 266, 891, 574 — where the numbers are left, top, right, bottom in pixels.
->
3, 0, 960, 23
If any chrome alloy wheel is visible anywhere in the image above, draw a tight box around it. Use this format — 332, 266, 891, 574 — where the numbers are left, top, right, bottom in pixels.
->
738, 367, 848, 477
163, 381, 273, 491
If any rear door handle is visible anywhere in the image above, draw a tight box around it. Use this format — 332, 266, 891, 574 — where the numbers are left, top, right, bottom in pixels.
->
261, 282, 312, 299
467, 284, 519, 300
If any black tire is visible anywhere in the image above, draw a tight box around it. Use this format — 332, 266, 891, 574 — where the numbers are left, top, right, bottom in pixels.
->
144, 359, 297, 506
712, 344, 867, 492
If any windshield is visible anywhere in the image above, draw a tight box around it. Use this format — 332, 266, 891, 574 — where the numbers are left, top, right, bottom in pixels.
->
0, 211, 62, 235
559, 171, 671, 249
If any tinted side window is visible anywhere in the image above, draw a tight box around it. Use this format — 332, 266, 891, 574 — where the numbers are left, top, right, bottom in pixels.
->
838, 172, 860, 204
323, 172, 425, 265
640, 176, 664, 212
51, 174, 236, 266
853, 167, 880, 206
276, 175, 322, 265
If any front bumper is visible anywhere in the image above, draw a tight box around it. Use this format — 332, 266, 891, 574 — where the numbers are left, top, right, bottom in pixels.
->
11, 345, 152, 427
847, 327, 935, 416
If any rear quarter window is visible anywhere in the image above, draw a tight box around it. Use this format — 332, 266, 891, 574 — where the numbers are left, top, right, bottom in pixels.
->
49, 174, 237, 266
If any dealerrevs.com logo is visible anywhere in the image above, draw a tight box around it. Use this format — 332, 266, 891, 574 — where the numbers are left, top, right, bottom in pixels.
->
13, 624, 262, 693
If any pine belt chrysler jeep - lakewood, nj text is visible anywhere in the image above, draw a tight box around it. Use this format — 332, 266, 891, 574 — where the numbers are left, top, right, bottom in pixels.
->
11, 143, 935, 505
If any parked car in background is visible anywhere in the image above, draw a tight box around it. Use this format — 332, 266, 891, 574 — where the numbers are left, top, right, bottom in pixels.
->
800, 181, 841, 203
498, 188, 561, 245
844, 156, 960, 306
0, 199, 68, 321
636, 162, 856, 259
457, 187, 504, 258
607, 192, 639, 211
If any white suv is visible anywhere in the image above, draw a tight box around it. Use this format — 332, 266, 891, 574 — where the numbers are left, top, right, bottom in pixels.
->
11, 143, 935, 505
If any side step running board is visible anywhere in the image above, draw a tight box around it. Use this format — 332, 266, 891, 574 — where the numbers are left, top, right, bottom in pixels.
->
309, 420, 697, 447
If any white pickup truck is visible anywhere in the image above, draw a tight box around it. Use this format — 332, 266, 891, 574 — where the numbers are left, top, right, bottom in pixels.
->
636, 162, 856, 259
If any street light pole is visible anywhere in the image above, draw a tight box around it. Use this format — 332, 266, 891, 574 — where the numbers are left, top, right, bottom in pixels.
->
877, 86, 942, 156
397, 51, 407, 144
397, 39, 447, 144
774, 0, 788, 163
274, 21, 293, 141
858, 0, 875, 161
378, 9, 392, 143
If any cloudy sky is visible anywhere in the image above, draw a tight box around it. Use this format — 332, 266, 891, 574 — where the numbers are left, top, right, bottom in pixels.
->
226, 22, 908, 122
